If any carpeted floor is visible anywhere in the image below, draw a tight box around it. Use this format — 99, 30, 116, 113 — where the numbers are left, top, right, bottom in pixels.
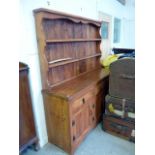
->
22, 124, 135, 155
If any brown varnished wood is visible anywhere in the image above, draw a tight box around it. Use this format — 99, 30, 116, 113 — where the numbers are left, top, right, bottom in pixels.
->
19, 62, 38, 153
43, 94, 71, 152
47, 53, 101, 68
103, 115, 135, 141
34, 8, 109, 154
43, 20, 100, 40
34, 8, 102, 89
42, 69, 109, 154
43, 68, 109, 100
34, 8, 101, 27
46, 38, 101, 43
34, 13, 49, 88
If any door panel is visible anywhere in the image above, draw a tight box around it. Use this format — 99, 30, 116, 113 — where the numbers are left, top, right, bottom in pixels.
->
72, 103, 90, 144
98, 12, 112, 60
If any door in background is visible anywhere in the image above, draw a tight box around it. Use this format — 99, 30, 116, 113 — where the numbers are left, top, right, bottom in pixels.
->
98, 12, 112, 60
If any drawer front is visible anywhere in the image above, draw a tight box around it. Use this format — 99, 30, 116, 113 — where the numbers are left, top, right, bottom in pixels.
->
105, 121, 132, 137
103, 115, 135, 141
71, 91, 94, 114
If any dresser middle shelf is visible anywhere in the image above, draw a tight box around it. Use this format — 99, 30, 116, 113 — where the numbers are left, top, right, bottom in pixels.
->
48, 53, 101, 68
46, 38, 101, 43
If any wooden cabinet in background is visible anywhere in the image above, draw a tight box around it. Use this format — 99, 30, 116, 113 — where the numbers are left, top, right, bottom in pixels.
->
19, 62, 39, 153
34, 8, 109, 154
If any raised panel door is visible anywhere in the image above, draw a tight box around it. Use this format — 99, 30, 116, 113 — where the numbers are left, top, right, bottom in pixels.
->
71, 102, 90, 145
88, 97, 96, 127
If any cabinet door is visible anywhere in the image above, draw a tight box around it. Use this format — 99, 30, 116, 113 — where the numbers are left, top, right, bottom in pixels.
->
71, 102, 90, 145
89, 85, 108, 127
95, 92, 103, 122
88, 97, 97, 127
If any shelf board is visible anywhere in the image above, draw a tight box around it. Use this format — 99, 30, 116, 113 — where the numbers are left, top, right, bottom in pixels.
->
49, 59, 78, 68
46, 38, 101, 43
48, 58, 72, 64
78, 53, 101, 61
48, 53, 101, 68
44, 67, 109, 90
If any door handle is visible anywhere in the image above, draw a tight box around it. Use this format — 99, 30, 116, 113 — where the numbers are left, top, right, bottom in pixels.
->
82, 98, 85, 104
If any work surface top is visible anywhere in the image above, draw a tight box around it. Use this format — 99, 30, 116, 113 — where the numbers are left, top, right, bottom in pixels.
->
42, 68, 109, 100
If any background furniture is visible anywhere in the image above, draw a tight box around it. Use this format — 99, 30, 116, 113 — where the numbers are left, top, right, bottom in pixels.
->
19, 62, 39, 153
112, 48, 135, 54
103, 58, 135, 142
34, 8, 109, 154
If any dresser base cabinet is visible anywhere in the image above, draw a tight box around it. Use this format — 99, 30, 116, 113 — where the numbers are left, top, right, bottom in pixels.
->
19, 62, 39, 153
42, 69, 109, 154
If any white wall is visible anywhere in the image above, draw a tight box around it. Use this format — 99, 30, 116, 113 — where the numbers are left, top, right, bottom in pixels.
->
97, 0, 135, 48
19, 0, 135, 147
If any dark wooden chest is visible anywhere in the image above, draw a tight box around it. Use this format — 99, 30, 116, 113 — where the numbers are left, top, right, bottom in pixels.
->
109, 58, 135, 101
103, 115, 135, 142
19, 62, 38, 153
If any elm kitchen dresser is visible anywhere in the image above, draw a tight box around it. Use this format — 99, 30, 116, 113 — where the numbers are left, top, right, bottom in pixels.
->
34, 8, 109, 154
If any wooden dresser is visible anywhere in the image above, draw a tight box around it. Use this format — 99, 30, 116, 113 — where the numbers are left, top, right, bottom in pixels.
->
34, 8, 109, 154
19, 62, 39, 153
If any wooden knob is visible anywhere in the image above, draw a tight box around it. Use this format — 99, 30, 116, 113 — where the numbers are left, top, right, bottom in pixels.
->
82, 98, 85, 104
92, 104, 95, 108
72, 120, 75, 126
73, 136, 76, 141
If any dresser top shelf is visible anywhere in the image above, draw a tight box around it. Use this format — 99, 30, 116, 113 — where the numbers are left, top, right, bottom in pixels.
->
42, 68, 109, 100
46, 38, 101, 43
34, 8, 103, 90
34, 8, 101, 26
48, 53, 101, 68
19, 62, 28, 72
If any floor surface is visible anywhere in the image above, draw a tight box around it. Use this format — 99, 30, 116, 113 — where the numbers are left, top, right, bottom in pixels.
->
22, 124, 135, 155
